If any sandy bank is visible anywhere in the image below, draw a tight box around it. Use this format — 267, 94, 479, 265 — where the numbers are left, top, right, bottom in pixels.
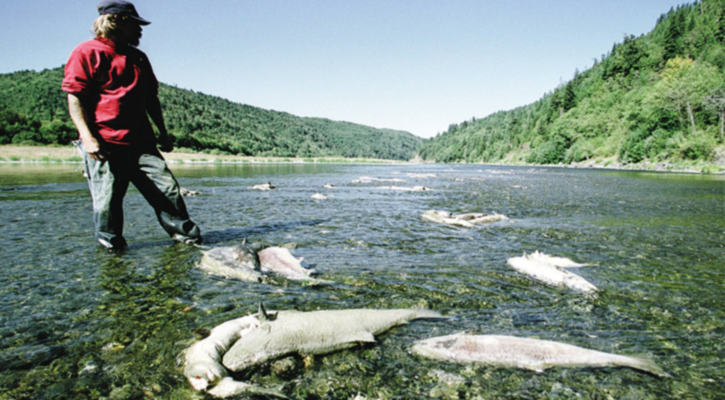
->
1, 145, 723, 173
0, 145, 399, 165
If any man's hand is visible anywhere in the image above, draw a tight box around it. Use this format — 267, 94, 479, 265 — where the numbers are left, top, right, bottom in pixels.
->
68, 94, 108, 161
158, 134, 174, 153
83, 136, 109, 161
147, 95, 173, 153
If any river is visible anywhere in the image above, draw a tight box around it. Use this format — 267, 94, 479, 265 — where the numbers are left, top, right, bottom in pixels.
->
0, 162, 723, 399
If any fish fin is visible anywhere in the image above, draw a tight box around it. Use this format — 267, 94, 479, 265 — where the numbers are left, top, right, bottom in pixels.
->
258, 303, 278, 321
351, 331, 376, 343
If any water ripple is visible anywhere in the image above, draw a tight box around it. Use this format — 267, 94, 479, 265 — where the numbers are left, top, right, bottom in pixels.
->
0, 163, 723, 399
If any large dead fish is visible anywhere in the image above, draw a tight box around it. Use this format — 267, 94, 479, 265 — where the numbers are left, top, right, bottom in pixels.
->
198, 242, 327, 284
506, 251, 597, 293
183, 314, 287, 398
411, 333, 666, 377
422, 210, 508, 227
222, 307, 444, 372
183, 307, 293, 398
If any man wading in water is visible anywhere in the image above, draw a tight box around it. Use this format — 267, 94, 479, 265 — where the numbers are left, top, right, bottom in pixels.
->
63, 1, 202, 252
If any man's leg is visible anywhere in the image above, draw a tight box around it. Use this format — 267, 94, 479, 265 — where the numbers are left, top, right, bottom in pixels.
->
76, 141, 129, 251
132, 150, 202, 244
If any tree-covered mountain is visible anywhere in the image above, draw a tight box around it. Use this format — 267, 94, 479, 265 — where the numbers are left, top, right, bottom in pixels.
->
419, 0, 725, 166
0, 67, 421, 160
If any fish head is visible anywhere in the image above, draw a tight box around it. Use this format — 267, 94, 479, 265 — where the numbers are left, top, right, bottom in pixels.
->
411, 333, 465, 358
231, 243, 266, 269
185, 360, 226, 390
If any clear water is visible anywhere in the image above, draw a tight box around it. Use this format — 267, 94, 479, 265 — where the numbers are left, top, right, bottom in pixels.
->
1, 162, 723, 399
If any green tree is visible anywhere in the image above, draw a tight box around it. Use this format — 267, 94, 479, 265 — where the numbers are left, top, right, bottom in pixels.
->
704, 86, 725, 141
649, 57, 721, 133
663, 9, 685, 60
717, 5, 725, 42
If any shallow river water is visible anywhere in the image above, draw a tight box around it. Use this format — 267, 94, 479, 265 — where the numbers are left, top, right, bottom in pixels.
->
0, 162, 723, 399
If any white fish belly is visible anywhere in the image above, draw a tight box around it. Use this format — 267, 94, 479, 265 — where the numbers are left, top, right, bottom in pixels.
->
507, 255, 597, 293
257, 247, 312, 280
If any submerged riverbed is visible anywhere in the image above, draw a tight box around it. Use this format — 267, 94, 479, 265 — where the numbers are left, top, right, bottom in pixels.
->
0, 163, 723, 399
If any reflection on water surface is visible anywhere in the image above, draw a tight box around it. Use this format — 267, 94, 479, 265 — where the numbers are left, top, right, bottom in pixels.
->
0, 163, 723, 399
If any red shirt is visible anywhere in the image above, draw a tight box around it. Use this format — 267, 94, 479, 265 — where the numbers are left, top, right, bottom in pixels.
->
62, 37, 158, 145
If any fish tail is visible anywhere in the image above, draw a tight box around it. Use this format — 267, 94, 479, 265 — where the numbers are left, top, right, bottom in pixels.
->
412, 309, 445, 320
626, 355, 668, 378
207, 377, 288, 398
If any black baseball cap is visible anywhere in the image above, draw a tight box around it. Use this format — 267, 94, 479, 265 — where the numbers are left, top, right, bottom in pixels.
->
97, 0, 150, 25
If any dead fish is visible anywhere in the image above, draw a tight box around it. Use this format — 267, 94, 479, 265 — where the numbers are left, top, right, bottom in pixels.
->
248, 182, 276, 190
525, 250, 590, 268
198, 242, 326, 284
412, 333, 666, 377
257, 246, 326, 283
311, 193, 328, 200
352, 176, 405, 183
183, 315, 260, 391
222, 308, 444, 372
180, 187, 201, 196
380, 185, 431, 191
422, 210, 508, 227
507, 251, 597, 293
182, 312, 287, 398
199, 242, 267, 282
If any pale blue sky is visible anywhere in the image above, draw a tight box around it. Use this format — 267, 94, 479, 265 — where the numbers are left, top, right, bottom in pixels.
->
1, 0, 687, 138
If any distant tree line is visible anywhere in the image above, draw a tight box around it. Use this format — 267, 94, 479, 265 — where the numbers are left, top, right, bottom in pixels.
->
419, 0, 725, 165
0, 68, 421, 161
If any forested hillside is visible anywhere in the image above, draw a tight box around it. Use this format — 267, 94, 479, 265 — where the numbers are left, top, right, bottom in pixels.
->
0, 68, 421, 160
419, 0, 725, 167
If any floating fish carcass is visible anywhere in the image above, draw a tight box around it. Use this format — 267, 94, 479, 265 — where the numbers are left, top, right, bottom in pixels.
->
422, 210, 508, 227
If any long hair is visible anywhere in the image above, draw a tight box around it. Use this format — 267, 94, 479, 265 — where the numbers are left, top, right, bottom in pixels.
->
92, 14, 131, 40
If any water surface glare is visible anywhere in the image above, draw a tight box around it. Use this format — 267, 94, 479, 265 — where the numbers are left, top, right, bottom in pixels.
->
1, 163, 723, 399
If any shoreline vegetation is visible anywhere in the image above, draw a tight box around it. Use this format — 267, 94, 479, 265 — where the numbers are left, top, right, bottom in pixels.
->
418, 3, 725, 173
1, 145, 723, 174
0, 145, 405, 165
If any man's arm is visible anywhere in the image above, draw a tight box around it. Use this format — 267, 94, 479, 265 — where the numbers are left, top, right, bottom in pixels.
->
146, 95, 173, 152
67, 93, 107, 161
